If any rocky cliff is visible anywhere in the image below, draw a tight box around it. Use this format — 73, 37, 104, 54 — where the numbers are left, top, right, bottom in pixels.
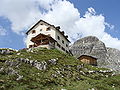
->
70, 36, 120, 72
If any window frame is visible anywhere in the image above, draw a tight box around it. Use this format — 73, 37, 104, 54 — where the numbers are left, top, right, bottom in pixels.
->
57, 36, 60, 40
66, 44, 68, 47
32, 30, 36, 34
40, 29, 42, 31
61, 47, 65, 51
62, 40, 64, 44
46, 27, 51, 31
57, 43, 61, 48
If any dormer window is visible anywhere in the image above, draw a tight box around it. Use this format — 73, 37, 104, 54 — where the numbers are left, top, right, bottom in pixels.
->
32, 30, 36, 34
46, 27, 51, 31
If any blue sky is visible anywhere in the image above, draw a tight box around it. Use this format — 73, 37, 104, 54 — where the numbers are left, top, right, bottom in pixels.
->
0, 0, 120, 50
69, 0, 120, 38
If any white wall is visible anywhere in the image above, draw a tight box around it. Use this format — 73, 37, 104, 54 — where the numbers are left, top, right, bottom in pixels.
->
26, 24, 55, 48
55, 30, 69, 53
26, 22, 70, 53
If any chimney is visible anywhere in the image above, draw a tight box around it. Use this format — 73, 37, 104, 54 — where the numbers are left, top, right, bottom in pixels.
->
65, 35, 68, 38
56, 26, 60, 30
61, 31, 64, 35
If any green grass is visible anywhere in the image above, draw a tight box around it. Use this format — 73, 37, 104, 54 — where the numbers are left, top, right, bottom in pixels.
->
0, 47, 120, 90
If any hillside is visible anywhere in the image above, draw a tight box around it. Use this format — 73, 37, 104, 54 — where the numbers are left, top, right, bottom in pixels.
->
0, 48, 120, 90
70, 36, 120, 73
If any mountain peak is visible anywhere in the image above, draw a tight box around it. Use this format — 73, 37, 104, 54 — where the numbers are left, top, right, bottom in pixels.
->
75, 36, 99, 45
70, 36, 120, 73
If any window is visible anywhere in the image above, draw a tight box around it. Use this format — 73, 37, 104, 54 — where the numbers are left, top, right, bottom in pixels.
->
57, 36, 60, 40
32, 30, 36, 34
40, 29, 42, 31
66, 44, 68, 47
57, 43, 61, 48
46, 27, 51, 31
29, 45, 33, 48
61, 47, 65, 51
62, 40, 64, 44
40, 23, 43, 25
66, 50, 69, 53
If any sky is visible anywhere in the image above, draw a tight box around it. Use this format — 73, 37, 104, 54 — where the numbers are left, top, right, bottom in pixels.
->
0, 0, 120, 50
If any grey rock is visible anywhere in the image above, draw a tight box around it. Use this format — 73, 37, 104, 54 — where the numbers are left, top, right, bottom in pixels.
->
5, 67, 17, 75
34, 61, 47, 70
16, 74, 23, 81
104, 48, 120, 72
5, 60, 20, 67
70, 36, 120, 73
0, 49, 13, 55
29, 60, 34, 65
77, 64, 84, 71
16, 58, 48, 70
0, 67, 4, 72
17, 53, 20, 55
48, 58, 58, 65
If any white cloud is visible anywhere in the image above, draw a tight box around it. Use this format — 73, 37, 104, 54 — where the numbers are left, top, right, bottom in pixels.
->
74, 8, 120, 49
0, 26, 7, 36
0, 0, 43, 34
35, 0, 56, 10
0, 0, 120, 50
105, 22, 114, 30
42, 0, 80, 39
42, 4, 120, 50
87, 7, 96, 15
101, 33, 120, 49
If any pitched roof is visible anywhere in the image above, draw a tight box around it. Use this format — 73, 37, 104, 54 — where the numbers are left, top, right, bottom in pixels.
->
78, 55, 97, 60
26, 20, 70, 42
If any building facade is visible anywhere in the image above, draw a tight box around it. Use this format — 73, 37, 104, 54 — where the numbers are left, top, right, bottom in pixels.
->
26, 20, 70, 53
78, 55, 97, 66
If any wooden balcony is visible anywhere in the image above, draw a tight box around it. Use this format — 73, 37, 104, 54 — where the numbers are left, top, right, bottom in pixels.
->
30, 33, 56, 48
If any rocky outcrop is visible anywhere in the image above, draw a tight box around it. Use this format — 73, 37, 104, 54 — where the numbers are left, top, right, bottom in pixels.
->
70, 36, 120, 72
105, 48, 120, 72
0, 48, 16, 55
7, 58, 58, 70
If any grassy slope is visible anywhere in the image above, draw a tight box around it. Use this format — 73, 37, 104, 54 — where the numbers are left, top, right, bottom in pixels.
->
0, 48, 120, 90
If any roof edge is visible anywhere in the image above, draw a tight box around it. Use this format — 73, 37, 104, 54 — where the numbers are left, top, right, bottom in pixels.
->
78, 55, 97, 60
26, 20, 70, 43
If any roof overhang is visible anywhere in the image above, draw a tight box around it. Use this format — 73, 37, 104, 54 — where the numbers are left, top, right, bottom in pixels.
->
78, 55, 97, 60
31, 33, 56, 43
26, 20, 70, 43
